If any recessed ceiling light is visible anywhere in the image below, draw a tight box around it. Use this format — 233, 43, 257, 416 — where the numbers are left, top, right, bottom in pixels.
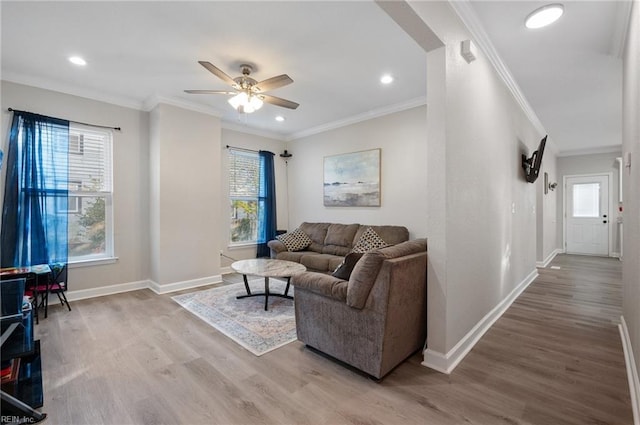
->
275, 116, 285, 122
525, 4, 564, 29
68, 56, 87, 66
380, 74, 394, 84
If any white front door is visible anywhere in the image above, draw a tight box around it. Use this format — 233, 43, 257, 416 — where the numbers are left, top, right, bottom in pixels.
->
565, 175, 609, 256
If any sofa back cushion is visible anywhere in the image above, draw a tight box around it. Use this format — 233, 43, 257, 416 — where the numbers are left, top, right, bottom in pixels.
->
299, 222, 331, 253
346, 238, 427, 309
346, 250, 386, 309
353, 225, 409, 248
322, 223, 359, 256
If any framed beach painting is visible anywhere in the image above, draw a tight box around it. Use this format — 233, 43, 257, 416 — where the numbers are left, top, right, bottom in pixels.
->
323, 148, 381, 207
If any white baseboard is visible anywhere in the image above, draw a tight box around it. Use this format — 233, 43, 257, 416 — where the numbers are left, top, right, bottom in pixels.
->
148, 274, 223, 295
619, 316, 640, 425
65, 274, 223, 302
66, 280, 151, 302
536, 248, 562, 268
220, 266, 232, 275
422, 268, 539, 374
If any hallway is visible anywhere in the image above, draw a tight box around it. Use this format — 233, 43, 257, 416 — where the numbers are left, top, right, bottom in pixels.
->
454, 254, 632, 424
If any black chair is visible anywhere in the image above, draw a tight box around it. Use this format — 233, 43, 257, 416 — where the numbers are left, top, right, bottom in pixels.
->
34, 263, 71, 318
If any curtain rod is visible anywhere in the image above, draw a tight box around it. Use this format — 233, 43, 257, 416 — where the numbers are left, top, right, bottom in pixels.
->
226, 145, 258, 153
7, 108, 121, 131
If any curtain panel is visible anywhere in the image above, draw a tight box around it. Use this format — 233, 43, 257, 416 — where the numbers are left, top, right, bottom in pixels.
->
1, 111, 69, 267
256, 151, 277, 258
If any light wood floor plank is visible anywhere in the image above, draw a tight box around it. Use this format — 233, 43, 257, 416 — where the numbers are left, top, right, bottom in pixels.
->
34, 254, 632, 424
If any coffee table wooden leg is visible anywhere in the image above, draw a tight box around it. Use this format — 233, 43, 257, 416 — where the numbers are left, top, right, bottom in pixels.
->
243, 274, 251, 295
264, 277, 270, 311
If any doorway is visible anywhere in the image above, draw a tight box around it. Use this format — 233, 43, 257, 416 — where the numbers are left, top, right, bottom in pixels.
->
564, 173, 612, 256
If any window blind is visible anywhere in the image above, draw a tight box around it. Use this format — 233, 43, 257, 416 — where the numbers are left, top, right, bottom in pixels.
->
229, 149, 259, 198
68, 128, 112, 192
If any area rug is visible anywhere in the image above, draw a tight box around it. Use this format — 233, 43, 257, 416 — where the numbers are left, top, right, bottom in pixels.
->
172, 279, 296, 356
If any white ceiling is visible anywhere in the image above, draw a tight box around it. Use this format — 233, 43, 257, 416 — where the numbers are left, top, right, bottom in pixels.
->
1, 1, 628, 153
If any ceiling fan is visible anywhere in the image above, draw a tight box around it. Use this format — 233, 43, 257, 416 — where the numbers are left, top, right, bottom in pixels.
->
185, 61, 299, 113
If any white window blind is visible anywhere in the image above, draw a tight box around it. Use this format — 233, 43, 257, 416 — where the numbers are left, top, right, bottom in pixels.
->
67, 126, 114, 262
229, 149, 259, 198
228, 149, 259, 244
68, 128, 112, 192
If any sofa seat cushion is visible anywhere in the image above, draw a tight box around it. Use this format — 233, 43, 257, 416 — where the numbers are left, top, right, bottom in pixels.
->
291, 272, 348, 301
300, 253, 344, 272
275, 251, 307, 263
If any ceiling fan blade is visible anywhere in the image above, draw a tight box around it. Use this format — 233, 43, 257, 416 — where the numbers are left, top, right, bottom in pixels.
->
198, 61, 237, 87
253, 75, 293, 93
260, 94, 299, 110
184, 90, 236, 95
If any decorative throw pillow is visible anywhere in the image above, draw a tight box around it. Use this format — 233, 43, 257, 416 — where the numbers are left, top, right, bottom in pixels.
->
277, 228, 312, 252
352, 227, 389, 253
332, 252, 364, 280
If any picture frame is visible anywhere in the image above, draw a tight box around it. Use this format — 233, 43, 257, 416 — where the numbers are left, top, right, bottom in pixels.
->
323, 148, 381, 207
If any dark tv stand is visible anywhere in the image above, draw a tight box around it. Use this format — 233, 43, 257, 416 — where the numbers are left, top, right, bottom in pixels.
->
1, 282, 46, 424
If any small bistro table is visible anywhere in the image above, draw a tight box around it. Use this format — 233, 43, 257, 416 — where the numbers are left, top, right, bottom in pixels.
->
231, 259, 306, 311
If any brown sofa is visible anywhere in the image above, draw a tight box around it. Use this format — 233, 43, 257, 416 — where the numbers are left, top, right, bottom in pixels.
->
290, 238, 428, 379
267, 222, 410, 273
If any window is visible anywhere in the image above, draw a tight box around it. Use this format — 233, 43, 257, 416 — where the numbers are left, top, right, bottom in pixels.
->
228, 149, 259, 244
67, 126, 113, 262
572, 183, 600, 218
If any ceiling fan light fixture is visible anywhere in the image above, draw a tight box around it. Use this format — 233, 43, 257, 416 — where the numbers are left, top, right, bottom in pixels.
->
228, 92, 263, 113
525, 4, 564, 29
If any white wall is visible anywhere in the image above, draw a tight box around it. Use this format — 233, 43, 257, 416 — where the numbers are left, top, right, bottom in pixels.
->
556, 151, 623, 255
149, 103, 221, 287
220, 128, 288, 269
537, 150, 560, 265
399, 1, 547, 369
287, 105, 428, 238
1, 81, 150, 292
622, 0, 640, 405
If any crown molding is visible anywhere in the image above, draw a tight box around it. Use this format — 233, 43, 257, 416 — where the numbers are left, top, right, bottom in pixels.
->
286, 95, 427, 141
610, 0, 633, 59
221, 121, 285, 141
142, 94, 223, 117
557, 145, 622, 158
449, 1, 556, 148
2, 72, 144, 111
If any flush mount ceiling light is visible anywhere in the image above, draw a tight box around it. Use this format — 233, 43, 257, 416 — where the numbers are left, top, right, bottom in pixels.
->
68, 56, 87, 66
275, 116, 285, 122
525, 4, 564, 29
380, 74, 394, 84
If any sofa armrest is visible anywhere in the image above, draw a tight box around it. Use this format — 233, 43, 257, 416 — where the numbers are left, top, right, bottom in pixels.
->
267, 239, 287, 258
291, 272, 348, 302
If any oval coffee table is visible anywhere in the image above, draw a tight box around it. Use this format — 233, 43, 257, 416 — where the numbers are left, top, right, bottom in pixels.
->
231, 259, 307, 311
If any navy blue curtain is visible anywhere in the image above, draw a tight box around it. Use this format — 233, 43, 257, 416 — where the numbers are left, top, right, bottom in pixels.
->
1, 111, 69, 267
256, 151, 277, 258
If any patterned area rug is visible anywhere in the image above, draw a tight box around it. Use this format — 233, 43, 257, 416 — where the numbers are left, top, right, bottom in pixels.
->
172, 279, 297, 356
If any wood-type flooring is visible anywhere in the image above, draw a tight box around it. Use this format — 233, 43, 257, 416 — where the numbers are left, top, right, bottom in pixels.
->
34, 254, 632, 424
